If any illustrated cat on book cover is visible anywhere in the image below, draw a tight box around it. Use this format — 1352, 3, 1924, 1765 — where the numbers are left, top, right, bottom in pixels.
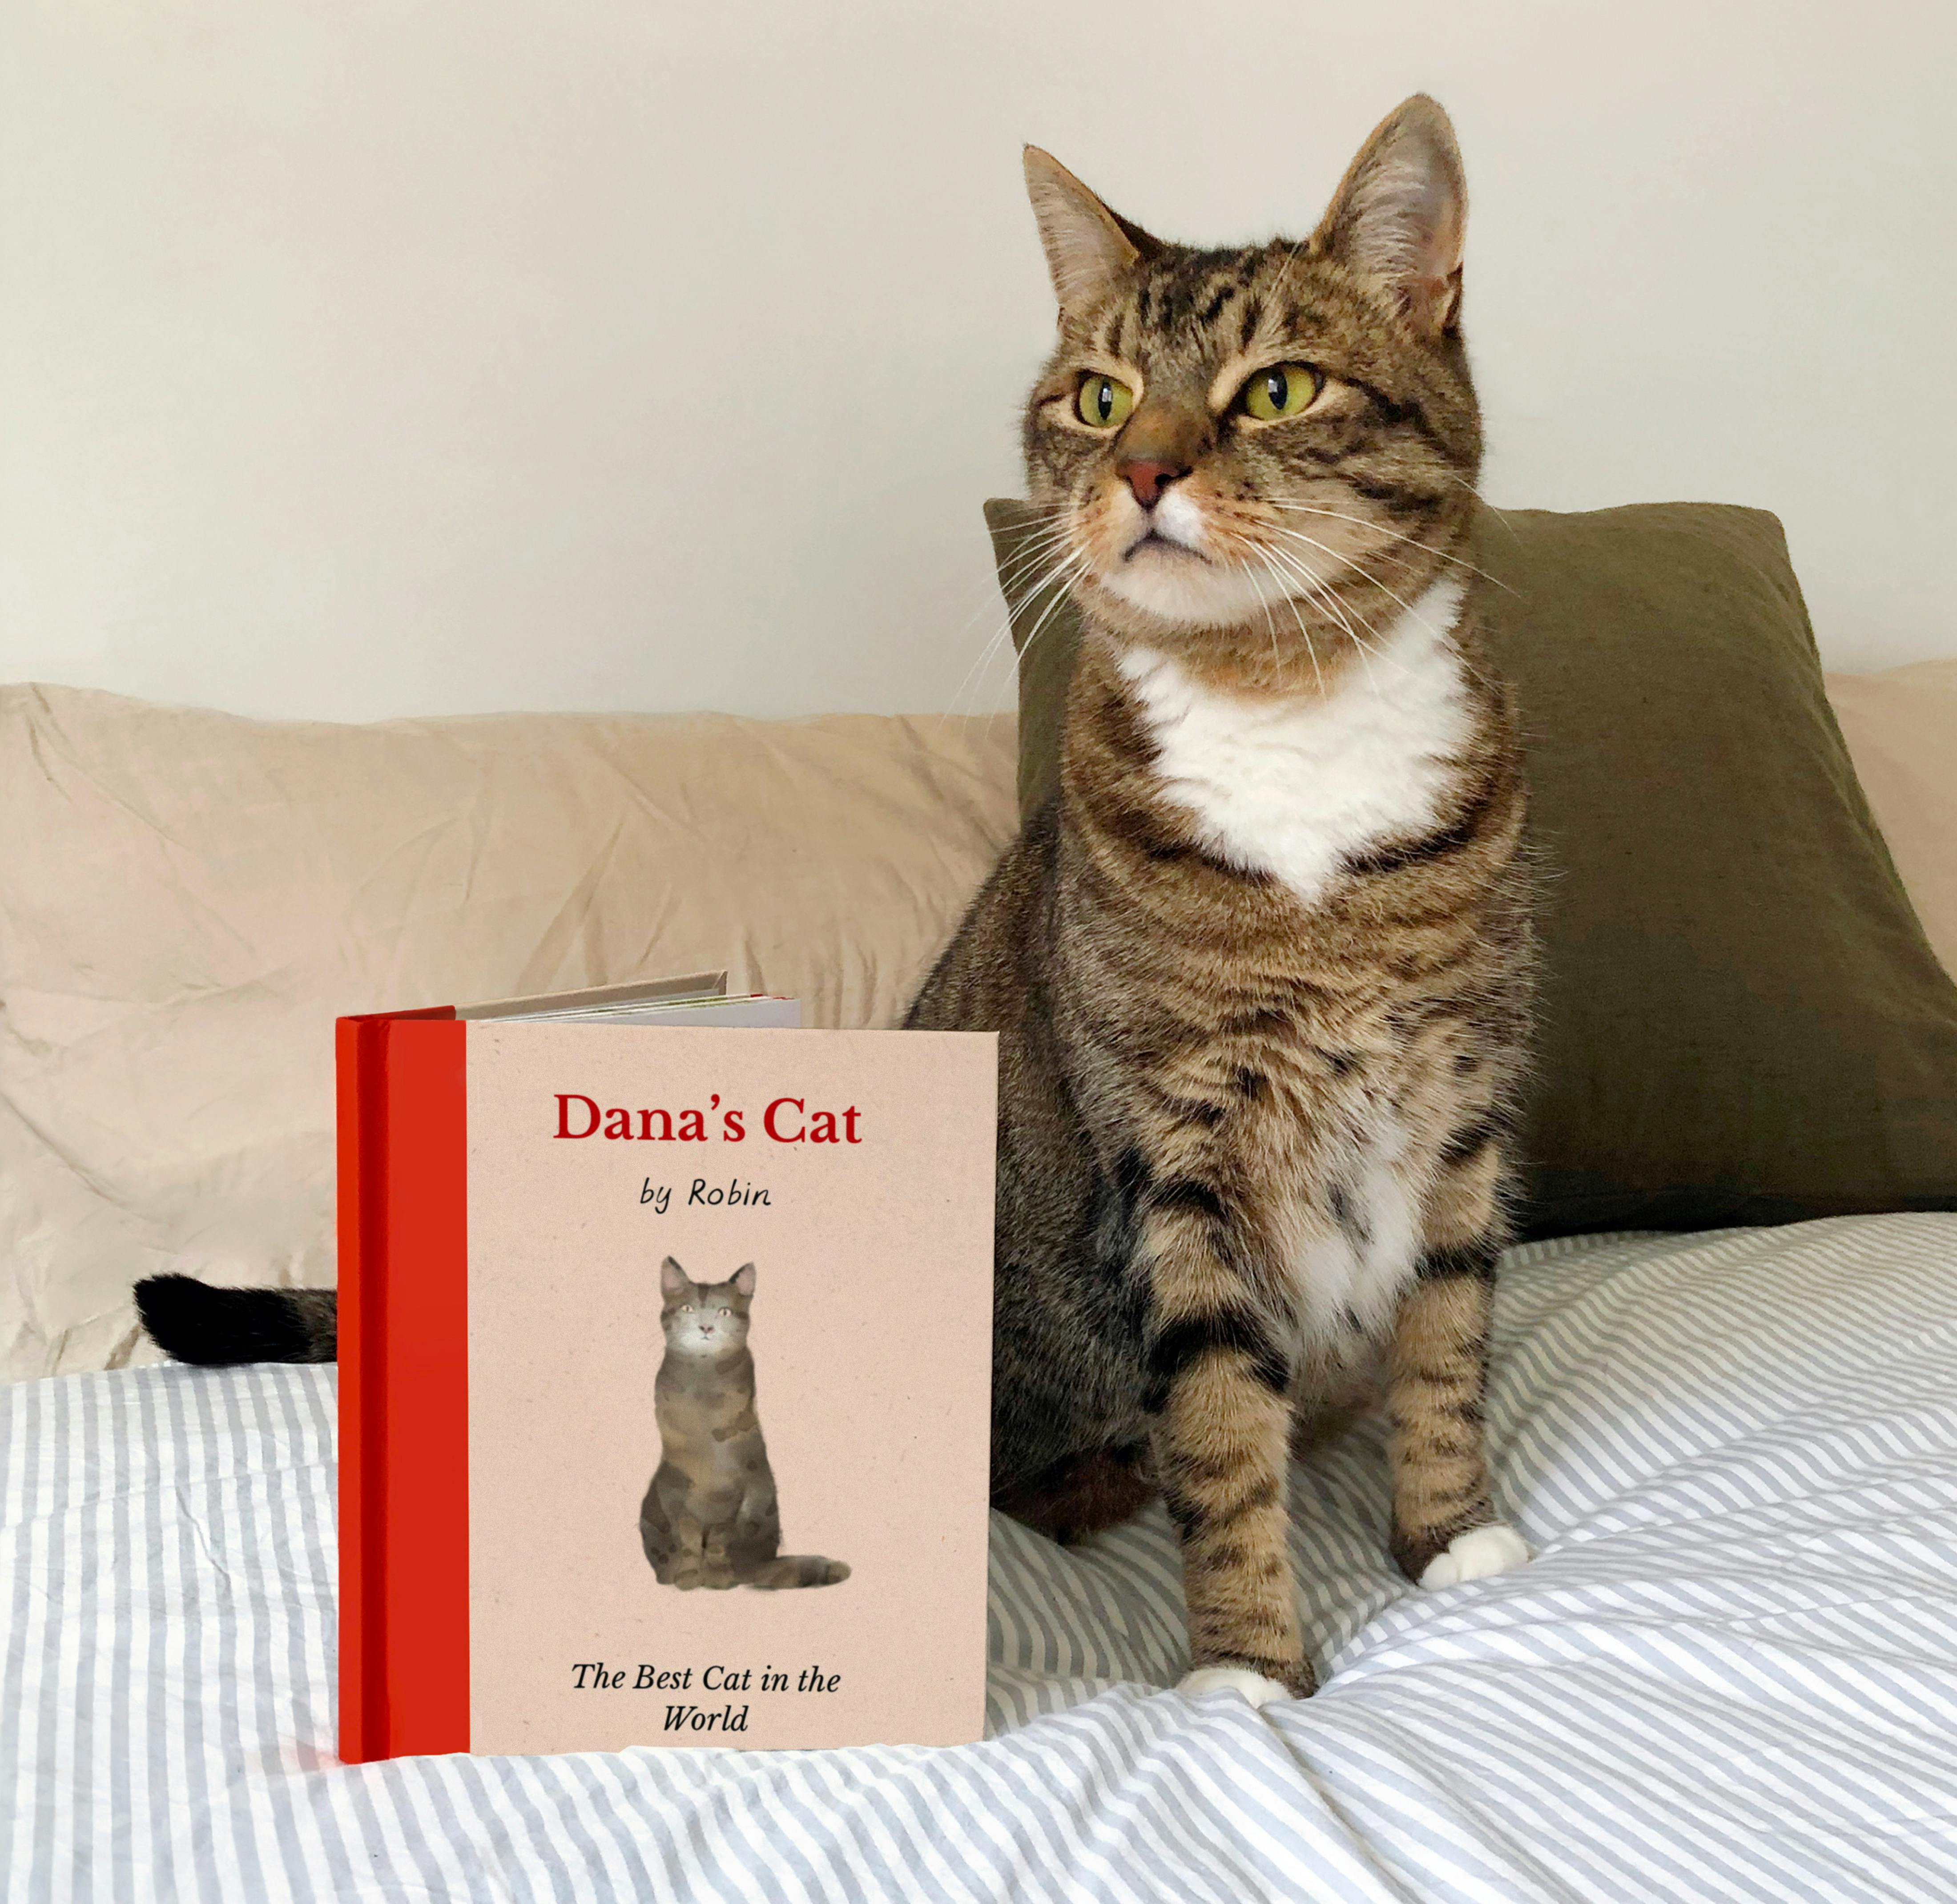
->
639, 1257, 850, 1592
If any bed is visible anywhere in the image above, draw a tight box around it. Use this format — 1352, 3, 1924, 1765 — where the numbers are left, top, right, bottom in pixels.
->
4, 564, 1956, 1900
11, 1214, 1957, 1901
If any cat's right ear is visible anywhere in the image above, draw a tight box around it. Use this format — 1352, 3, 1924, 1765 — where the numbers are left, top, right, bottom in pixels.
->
659, 1257, 689, 1297
1023, 147, 1159, 321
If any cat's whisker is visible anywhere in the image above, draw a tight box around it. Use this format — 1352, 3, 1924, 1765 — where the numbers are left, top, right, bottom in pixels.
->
1346, 555, 1505, 701
1006, 548, 1093, 673
1006, 540, 1091, 608
1236, 558, 1292, 688
1312, 582, 1424, 690
1266, 528, 1499, 696
954, 546, 1093, 722
994, 550, 1080, 616
1263, 531, 1439, 678
1264, 503, 1517, 595
995, 523, 1077, 587
946, 604, 1044, 726
1264, 542, 1425, 696
1267, 522, 1420, 606
1259, 545, 1383, 697
934, 528, 1073, 676
989, 507, 1072, 561
1272, 533, 1504, 701
995, 555, 1083, 621
941, 541, 1089, 726
1442, 469, 1528, 546
942, 598, 1047, 732
1282, 573, 1361, 697
1248, 554, 1325, 694
940, 623, 1016, 728
998, 531, 1074, 572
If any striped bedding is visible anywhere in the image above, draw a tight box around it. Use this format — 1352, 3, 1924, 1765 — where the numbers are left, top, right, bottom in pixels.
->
8, 1215, 1957, 1902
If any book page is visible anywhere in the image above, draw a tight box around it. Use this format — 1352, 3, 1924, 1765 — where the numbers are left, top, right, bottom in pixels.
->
455, 972, 728, 1021
464, 1023, 996, 1752
527, 998, 802, 1029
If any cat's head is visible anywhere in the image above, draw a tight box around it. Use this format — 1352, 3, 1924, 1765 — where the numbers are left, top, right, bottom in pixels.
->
658, 1256, 755, 1357
1018, 96, 1480, 678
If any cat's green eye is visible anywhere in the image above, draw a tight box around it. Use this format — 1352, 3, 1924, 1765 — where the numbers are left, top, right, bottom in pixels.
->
1076, 374, 1135, 430
717, 1307, 731, 1316
1240, 363, 1322, 422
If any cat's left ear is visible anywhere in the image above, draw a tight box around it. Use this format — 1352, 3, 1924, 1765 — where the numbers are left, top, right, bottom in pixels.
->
660, 1256, 689, 1297
1313, 94, 1468, 337
732, 1264, 756, 1298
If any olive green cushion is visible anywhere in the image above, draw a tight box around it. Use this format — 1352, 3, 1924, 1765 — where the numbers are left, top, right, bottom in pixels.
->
986, 496, 1957, 1238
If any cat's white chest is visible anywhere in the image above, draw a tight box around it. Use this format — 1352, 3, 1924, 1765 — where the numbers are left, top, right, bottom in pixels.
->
1116, 576, 1472, 906
1295, 1115, 1423, 1339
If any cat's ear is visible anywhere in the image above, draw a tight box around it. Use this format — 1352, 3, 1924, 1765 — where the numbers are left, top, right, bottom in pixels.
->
660, 1257, 689, 1297
1313, 95, 1467, 337
732, 1264, 756, 1298
1023, 147, 1160, 320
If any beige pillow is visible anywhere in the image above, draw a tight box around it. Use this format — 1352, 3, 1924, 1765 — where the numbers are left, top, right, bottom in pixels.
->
1824, 660, 1957, 982
3, 660, 1947, 1381
0, 685, 1015, 1382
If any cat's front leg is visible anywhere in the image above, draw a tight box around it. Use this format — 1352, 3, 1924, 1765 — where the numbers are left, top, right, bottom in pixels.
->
1144, 1197, 1312, 1704
699, 1526, 736, 1590
669, 1514, 707, 1590
1387, 1139, 1530, 1587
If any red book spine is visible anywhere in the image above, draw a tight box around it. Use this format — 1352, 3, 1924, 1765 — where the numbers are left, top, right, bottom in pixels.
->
337, 1009, 471, 1763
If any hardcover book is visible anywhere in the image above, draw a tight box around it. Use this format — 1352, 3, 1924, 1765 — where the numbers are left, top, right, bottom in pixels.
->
338, 974, 997, 1761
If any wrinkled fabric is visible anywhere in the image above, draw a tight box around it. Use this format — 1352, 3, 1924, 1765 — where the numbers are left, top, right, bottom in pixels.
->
8, 1218, 1957, 1902
0, 685, 1016, 1379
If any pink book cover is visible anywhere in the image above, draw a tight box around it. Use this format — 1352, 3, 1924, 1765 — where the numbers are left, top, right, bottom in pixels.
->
339, 1019, 997, 1759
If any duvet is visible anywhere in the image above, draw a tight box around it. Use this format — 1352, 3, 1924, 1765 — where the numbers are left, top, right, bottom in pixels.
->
8, 1215, 1957, 1902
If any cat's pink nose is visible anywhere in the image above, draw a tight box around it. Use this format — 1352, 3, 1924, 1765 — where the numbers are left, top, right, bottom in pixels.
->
1119, 459, 1189, 509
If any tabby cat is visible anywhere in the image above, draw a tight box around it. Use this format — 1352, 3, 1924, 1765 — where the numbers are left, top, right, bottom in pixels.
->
903, 95, 1534, 1704
638, 1258, 848, 1591
133, 93, 1530, 1708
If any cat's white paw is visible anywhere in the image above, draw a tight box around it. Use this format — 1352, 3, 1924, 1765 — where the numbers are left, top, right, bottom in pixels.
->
1419, 1521, 1531, 1589
1177, 1666, 1292, 1708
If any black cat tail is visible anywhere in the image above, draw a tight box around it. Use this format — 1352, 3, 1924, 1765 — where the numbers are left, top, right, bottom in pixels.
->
135, 1276, 339, 1366
750, 1556, 851, 1589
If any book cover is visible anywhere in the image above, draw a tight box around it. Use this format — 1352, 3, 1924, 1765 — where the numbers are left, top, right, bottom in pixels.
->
338, 987, 996, 1760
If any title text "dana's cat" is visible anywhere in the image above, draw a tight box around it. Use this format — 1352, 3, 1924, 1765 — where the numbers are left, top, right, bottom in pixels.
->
553, 1093, 863, 1144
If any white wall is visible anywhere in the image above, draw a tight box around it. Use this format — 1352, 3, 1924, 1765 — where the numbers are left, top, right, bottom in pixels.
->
2, 0, 1950, 724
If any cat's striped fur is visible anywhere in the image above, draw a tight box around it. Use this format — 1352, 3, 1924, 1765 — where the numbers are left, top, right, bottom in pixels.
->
905, 97, 1534, 1701
133, 97, 1533, 1705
